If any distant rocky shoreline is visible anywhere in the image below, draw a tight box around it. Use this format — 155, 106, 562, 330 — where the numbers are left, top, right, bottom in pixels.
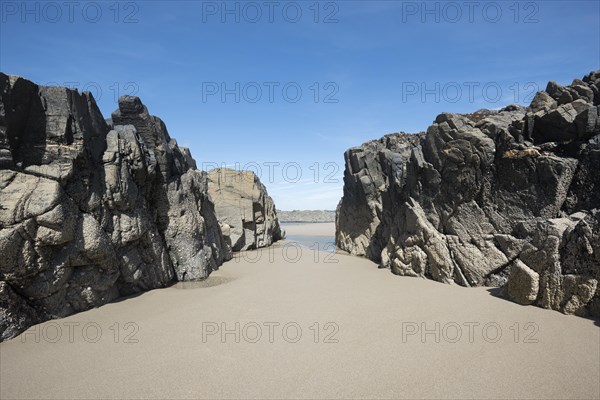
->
277, 210, 335, 223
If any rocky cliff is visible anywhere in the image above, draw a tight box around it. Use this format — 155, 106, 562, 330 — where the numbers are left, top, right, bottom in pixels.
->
208, 168, 282, 251
337, 71, 600, 317
0, 74, 277, 341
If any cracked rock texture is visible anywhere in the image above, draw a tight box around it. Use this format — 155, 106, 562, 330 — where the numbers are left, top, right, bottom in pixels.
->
0, 74, 276, 341
207, 168, 282, 251
336, 71, 600, 317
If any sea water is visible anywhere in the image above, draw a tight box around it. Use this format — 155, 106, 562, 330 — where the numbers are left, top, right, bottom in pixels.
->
280, 222, 337, 253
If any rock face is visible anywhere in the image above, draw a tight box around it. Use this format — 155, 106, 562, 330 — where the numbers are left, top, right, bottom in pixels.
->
0, 74, 236, 341
337, 71, 600, 317
207, 168, 282, 251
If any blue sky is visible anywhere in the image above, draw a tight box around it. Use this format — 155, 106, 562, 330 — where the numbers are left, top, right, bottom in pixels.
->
1, 1, 599, 210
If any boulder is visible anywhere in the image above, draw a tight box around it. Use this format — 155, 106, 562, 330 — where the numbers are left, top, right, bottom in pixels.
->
530, 91, 557, 113
507, 260, 539, 305
207, 168, 282, 251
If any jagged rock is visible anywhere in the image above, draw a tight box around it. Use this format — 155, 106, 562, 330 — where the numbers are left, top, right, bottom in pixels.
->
336, 132, 422, 260
0, 281, 43, 341
507, 260, 539, 305
545, 81, 565, 100
0, 74, 268, 341
533, 99, 593, 143
337, 70, 600, 316
207, 168, 282, 251
530, 91, 557, 113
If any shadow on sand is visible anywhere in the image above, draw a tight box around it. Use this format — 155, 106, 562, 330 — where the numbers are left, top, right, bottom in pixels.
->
171, 276, 234, 289
485, 288, 600, 327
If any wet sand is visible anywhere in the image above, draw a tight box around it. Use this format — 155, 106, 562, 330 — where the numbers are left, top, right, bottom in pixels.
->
281, 221, 335, 236
1, 223, 599, 399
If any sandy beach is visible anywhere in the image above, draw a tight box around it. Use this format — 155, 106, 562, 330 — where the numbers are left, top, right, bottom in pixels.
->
282, 222, 336, 236
1, 223, 599, 400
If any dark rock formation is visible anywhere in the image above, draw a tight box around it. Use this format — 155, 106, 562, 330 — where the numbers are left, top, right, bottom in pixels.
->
337, 70, 600, 317
207, 168, 282, 251
0, 74, 247, 341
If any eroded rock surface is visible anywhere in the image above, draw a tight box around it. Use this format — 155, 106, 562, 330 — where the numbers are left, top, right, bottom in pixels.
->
0, 74, 235, 340
207, 168, 282, 251
337, 71, 600, 317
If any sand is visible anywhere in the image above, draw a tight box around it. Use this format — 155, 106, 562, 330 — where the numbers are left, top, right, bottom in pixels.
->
1, 223, 599, 399
281, 221, 335, 236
